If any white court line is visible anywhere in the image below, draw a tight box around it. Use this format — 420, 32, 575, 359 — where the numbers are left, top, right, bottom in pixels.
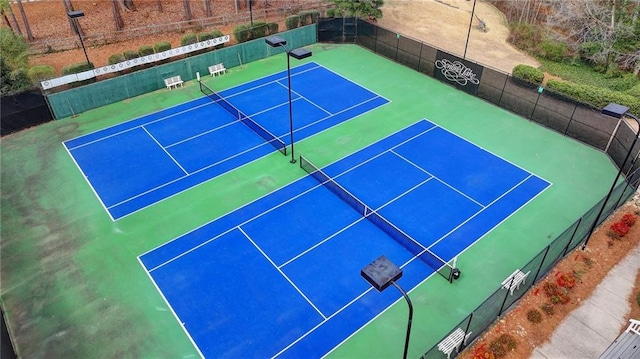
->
390, 149, 485, 207
136, 257, 205, 359
163, 119, 242, 149
238, 227, 327, 320
274, 80, 333, 116
142, 126, 188, 175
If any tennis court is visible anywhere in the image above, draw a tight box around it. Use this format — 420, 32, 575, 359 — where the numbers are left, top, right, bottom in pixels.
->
63, 62, 388, 220
140, 119, 550, 358
1, 42, 622, 359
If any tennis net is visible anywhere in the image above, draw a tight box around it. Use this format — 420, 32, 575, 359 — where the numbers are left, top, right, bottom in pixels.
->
199, 81, 287, 155
299, 156, 455, 282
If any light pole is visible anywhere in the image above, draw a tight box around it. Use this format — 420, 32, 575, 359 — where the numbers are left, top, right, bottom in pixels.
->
265, 36, 312, 164
361, 255, 413, 359
67, 10, 90, 65
583, 103, 640, 249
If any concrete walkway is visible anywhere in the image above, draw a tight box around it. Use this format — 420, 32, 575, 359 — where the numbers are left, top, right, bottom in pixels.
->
531, 243, 640, 359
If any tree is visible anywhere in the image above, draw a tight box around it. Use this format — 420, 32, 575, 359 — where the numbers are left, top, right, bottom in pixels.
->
0, 28, 31, 95
182, 0, 192, 20
0, 0, 23, 37
111, 0, 124, 30
329, 0, 384, 20
15, 0, 33, 41
546, 0, 640, 73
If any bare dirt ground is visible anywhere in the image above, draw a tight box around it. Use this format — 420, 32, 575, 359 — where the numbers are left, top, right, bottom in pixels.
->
10, 1, 640, 358
378, 0, 539, 73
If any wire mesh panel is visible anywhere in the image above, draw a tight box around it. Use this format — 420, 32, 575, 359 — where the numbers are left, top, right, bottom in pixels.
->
531, 93, 575, 134
607, 121, 640, 173
417, 43, 437, 76
566, 106, 618, 151
396, 36, 422, 71
498, 78, 539, 119
477, 68, 507, 105
421, 316, 473, 359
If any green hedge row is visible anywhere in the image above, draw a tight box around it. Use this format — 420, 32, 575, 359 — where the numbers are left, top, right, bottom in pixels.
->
512, 64, 544, 85
233, 22, 279, 43
286, 10, 320, 30
546, 79, 640, 114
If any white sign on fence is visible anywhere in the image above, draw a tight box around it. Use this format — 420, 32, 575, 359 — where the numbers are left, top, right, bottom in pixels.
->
41, 35, 230, 90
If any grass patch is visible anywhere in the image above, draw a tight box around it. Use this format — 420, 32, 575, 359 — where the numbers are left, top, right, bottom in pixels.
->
539, 59, 639, 92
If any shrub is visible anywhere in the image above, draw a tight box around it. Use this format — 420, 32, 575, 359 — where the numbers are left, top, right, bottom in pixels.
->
108, 53, 125, 64
138, 45, 154, 56
154, 41, 171, 53
285, 15, 300, 30
637, 292, 640, 307
208, 30, 225, 49
198, 32, 215, 41
267, 22, 278, 35
546, 79, 640, 114
326, 8, 336, 18
27, 65, 55, 83
233, 24, 250, 43
526, 309, 543, 323
123, 50, 138, 60
299, 10, 319, 25
610, 221, 630, 238
250, 21, 269, 39
621, 213, 637, 227
628, 84, 640, 98
540, 39, 569, 62
540, 303, 555, 316
512, 64, 544, 85
61, 61, 94, 75
180, 33, 198, 46
489, 334, 517, 358
557, 272, 576, 289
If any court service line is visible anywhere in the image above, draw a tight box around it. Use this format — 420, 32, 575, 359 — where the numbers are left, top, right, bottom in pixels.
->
64, 101, 216, 150
284, 95, 389, 141
223, 64, 321, 101
163, 119, 241, 148
141, 127, 189, 175
279, 217, 367, 268
245, 96, 305, 119
272, 286, 377, 359
237, 226, 328, 320
390, 149, 485, 207
147, 181, 333, 270
273, 80, 333, 116
314, 63, 392, 105
427, 173, 537, 251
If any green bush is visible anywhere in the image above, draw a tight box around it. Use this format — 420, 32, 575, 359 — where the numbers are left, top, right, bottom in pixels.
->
250, 21, 269, 39
108, 53, 125, 64
579, 41, 603, 61
546, 79, 640, 114
27, 65, 55, 83
285, 15, 300, 30
180, 33, 198, 46
267, 22, 278, 35
540, 39, 569, 62
299, 10, 319, 25
233, 24, 250, 43
208, 30, 225, 49
138, 45, 154, 56
123, 50, 138, 60
489, 334, 517, 358
154, 41, 171, 53
326, 8, 336, 18
198, 32, 215, 41
636, 291, 640, 307
628, 84, 640, 98
61, 61, 94, 75
512, 64, 544, 85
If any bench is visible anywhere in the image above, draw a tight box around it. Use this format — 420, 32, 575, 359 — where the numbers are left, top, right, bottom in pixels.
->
600, 319, 640, 359
208, 63, 226, 77
164, 75, 183, 90
437, 328, 471, 359
501, 269, 530, 295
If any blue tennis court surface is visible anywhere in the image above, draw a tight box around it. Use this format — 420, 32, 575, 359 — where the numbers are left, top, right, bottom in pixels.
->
139, 120, 551, 358
63, 62, 389, 220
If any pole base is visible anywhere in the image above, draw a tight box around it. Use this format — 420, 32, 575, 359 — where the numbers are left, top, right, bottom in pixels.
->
290, 158, 297, 164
